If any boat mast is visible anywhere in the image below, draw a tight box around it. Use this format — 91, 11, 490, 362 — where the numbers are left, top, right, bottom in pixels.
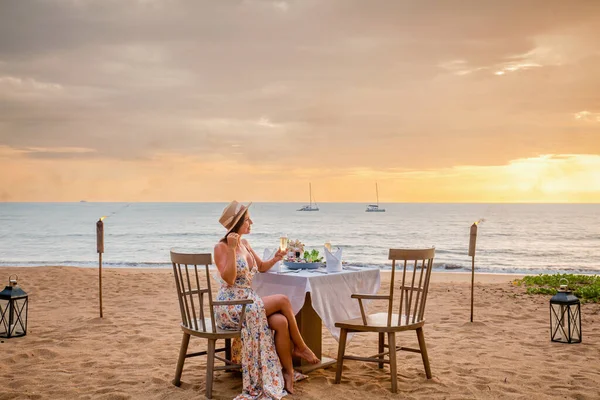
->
309, 183, 312, 207
376, 182, 379, 206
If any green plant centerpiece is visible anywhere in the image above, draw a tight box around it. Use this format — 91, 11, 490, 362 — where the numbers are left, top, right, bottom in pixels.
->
303, 249, 323, 263
285, 240, 323, 263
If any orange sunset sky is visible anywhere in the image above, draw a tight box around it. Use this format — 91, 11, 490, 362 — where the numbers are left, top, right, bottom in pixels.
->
1, 1, 599, 203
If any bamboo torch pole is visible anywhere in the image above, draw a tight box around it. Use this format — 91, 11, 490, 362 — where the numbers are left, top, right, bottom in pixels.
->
468, 222, 478, 322
96, 218, 105, 318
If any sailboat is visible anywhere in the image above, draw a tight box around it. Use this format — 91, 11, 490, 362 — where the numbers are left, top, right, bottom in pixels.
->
366, 182, 385, 212
297, 183, 319, 211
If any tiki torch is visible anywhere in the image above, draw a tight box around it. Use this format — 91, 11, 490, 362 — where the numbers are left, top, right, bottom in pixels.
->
96, 217, 105, 318
468, 219, 484, 322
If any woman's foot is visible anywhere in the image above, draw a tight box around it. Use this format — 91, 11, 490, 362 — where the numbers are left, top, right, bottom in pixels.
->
293, 346, 319, 364
283, 370, 294, 394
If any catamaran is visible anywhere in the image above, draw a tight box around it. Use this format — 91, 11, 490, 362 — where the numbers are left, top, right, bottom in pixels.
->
366, 182, 385, 212
298, 183, 319, 211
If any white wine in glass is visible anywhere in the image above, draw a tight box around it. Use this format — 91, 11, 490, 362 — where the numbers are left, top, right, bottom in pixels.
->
279, 235, 289, 253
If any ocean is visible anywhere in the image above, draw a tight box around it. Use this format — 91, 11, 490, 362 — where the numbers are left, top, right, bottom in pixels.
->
0, 202, 599, 275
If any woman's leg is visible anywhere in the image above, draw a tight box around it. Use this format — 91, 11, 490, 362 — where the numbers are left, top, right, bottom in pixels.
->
263, 294, 319, 364
268, 313, 294, 394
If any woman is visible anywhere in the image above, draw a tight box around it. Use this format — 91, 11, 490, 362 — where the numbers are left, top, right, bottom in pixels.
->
213, 200, 319, 399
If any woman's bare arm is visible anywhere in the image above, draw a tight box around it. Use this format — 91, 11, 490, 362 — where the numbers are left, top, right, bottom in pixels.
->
214, 235, 239, 285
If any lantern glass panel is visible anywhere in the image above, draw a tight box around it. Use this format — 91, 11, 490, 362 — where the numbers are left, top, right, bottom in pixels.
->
0, 299, 6, 336
568, 306, 581, 342
550, 303, 568, 342
550, 303, 581, 344
0, 297, 28, 338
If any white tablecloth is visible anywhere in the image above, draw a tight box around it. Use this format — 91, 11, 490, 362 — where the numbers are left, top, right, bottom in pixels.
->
253, 268, 381, 341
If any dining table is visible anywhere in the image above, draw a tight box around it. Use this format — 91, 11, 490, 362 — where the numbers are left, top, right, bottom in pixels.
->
253, 266, 381, 373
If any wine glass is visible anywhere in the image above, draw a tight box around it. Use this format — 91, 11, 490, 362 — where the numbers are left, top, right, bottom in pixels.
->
279, 234, 288, 257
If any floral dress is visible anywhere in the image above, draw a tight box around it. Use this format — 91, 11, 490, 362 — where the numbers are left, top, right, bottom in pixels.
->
214, 248, 287, 400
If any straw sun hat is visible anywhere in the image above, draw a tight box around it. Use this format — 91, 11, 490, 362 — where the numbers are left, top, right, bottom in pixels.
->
219, 200, 253, 235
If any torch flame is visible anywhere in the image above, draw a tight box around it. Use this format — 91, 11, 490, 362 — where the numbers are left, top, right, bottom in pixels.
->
100, 216, 106, 221
473, 218, 485, 225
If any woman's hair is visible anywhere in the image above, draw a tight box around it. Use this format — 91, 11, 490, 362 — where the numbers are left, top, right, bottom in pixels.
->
220, 209, 248, 243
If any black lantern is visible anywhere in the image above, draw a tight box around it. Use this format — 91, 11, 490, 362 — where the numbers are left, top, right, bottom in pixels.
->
550, 279, 581, 344
0, 275, 29, 338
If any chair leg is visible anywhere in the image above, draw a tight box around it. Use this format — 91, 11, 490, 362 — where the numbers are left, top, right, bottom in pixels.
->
224, 338, 233, 372
225, 338, 232, 361
173, 333, 190, 387
206, 339, 216, 399
378, 332, 384, 369
387, 332, 397, 393
334, 328, 348, 384
416, 327, 432, 379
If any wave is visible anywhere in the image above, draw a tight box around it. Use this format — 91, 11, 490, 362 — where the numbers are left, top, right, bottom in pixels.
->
1, 260, 599, 276
0, 260, 172, 268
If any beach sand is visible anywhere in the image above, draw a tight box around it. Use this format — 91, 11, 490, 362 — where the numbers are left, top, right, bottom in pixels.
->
1, 266, 599, 400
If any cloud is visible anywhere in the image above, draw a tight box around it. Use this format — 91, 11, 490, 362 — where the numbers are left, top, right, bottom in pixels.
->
21, 146, 100, 160
574, 111, 600, 123
0, 0, 599, 201
0, 75, 64, 100
0, 75, 62, 91
186, 117, 286, 133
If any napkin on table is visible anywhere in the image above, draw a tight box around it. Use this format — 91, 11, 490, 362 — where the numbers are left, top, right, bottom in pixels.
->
324, 247, 343, 272
263, 248, 282, 273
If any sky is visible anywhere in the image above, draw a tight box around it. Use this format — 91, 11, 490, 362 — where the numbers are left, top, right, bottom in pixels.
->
1, 0, 599, 203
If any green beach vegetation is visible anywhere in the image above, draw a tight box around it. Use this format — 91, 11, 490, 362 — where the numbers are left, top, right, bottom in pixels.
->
514, 273, 600, 303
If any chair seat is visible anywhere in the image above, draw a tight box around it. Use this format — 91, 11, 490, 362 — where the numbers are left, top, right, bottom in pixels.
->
335, 312, 425, 332
181, 319, 242, 339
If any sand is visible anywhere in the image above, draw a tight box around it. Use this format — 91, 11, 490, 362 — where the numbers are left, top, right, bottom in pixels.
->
1, 266, 599, 400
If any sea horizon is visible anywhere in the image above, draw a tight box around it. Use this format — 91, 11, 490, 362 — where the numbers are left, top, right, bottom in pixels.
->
1, 202, 599, 275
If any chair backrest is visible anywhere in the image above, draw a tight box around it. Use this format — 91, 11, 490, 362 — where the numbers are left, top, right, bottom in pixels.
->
171, 251, 217, 333
387, 248, 435, 327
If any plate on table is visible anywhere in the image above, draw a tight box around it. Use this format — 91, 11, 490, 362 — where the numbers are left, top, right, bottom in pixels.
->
283, 261, 324, 270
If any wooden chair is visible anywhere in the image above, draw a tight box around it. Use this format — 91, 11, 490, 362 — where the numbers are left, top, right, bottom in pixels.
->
334, 248, 435, 393
171, 251, 252, 399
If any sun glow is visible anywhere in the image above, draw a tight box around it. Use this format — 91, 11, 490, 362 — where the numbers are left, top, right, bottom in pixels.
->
420, 154, 600, 203
346, 154, 600, 203
0, 146, 599, 202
